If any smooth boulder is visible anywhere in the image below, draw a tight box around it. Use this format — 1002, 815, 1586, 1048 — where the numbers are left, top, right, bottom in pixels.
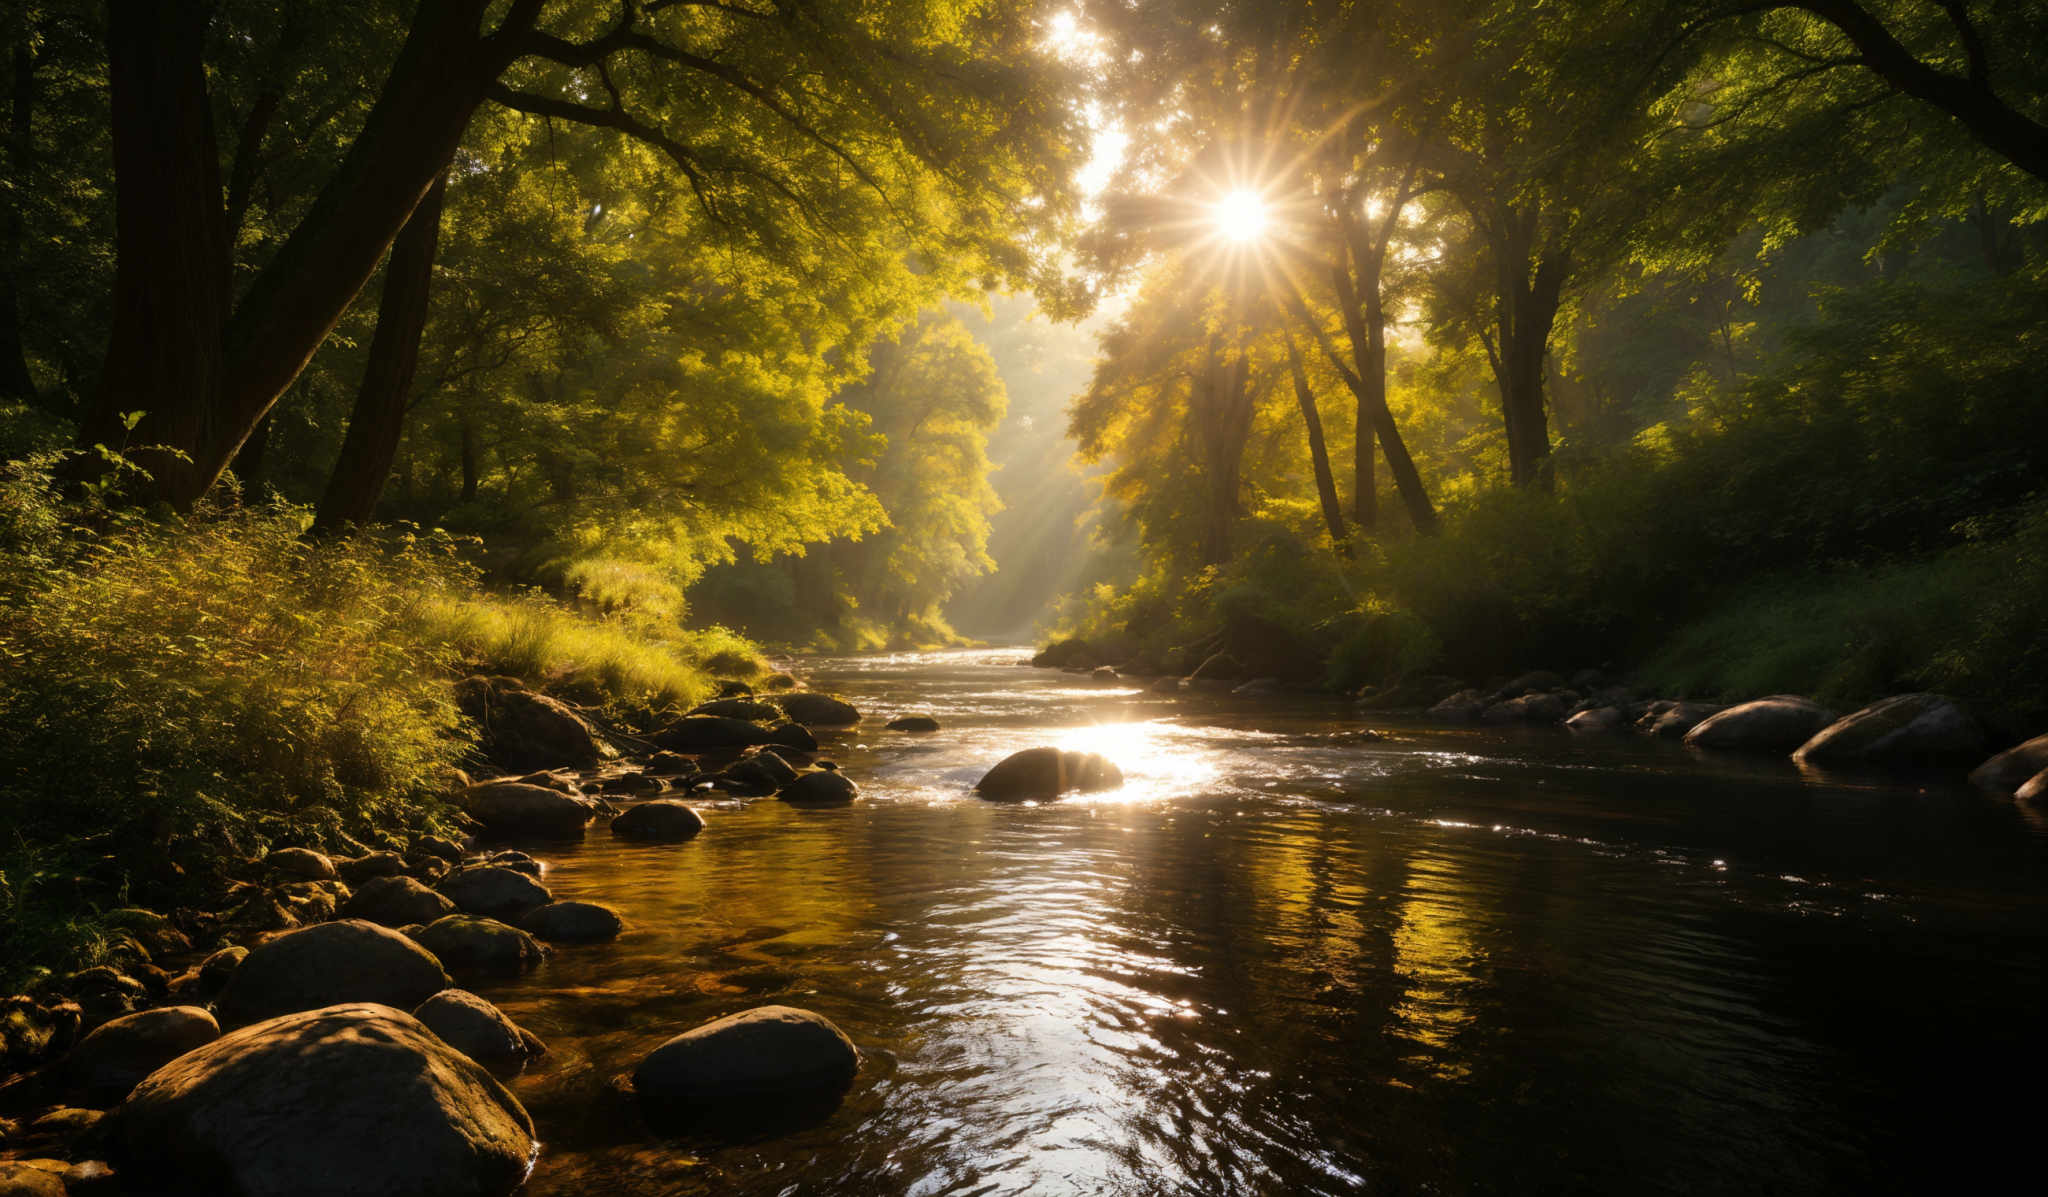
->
105, 1003, 535, 1197
771, 692, 861, 726
438, 866, 552, 921
610, 800, 706, 842
1968, 733, 2048, 795
781, 771, 858, 806
974, 747, 1124, 801
1643, 701, 1724, 739
2016, 768, 2048, 803
1030, 637, 1095, 669
342, 875, 457, 928
263, 847, 336, 881
1482, 692, 1567, 724
519, 901, 625, 943
457, 781, 596, 837
884, 715, 941, 733
1428, 689, 1488, 722
632, 1005, 858, 1100
456, 676, 611, 771
412, 990, 533, 1067
1564, 706, 1624, 733
689, 697, 780, 722
216, 920, 451, 1028
1684, 695, 1838, 753
654, 715, 773, 751
412, 916, 548, 974
65, 1006, 220, 1106
1793, 693, 1985, 767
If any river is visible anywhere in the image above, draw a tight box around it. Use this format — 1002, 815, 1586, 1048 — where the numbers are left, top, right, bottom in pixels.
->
488, 648, 2048, 1195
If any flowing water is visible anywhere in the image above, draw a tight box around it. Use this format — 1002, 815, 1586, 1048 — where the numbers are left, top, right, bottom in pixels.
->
488, 648, 2048, 1195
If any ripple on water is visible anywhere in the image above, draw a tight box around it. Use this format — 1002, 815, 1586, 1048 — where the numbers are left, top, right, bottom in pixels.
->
482, 647, 2048, 1196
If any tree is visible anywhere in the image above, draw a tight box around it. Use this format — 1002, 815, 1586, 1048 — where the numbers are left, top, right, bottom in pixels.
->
80, 0, 1077, 508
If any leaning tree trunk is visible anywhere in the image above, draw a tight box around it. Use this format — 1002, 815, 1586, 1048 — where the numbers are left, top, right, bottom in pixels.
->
81, 0, 514, 508
313, 173, 448, 533
1283, 331, 1349, 552
81, 0, 231, 502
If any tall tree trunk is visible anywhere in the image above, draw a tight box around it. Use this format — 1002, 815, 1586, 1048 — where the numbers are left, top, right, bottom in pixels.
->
1297, 267, 1438, 535
1283, 331, 1349, 553
80, 0, 230, 503
1192, 334, 1255, 565
313, 173, 448, 533
0, 21, 38, 406
80, 0, 520, 508
459, 412, 480, 503
1489, 205, 1567, 491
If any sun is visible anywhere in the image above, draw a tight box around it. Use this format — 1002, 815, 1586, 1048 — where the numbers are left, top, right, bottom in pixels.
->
1213, 188, 1269, 243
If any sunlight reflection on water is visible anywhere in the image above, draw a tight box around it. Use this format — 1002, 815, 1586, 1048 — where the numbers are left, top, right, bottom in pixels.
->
490, 647, 2048, 1197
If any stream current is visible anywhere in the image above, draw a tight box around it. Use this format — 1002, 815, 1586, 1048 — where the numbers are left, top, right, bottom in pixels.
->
488, 647, 2047, 1195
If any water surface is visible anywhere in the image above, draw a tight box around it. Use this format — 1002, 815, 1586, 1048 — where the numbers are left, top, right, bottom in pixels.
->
489, 648, 2048, 1195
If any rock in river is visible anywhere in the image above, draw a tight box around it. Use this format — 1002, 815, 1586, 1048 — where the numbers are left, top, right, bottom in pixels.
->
689, 697, 780, 722
458, 780, 597, 837
438, 866, 552, 921
105, 1003, 535, 1197
1684, 695, 1837, 753
974, 747, 1123, 801
412, 915, 549, 975
654, 715, 773, 751
1793, 693, 1985, 767
1642, 701, 1724, 739
1564, 706, 1624, 733
771, 692, 861, 726
412, 989, 535, 1068
519, 900, 625, 943
216, 920, 450, 1028
781, 771, 858, 806
632, 1005, 858, 1101
456, 675, 611, 772
884, 714, 941, 732
610, 800, 706, 842
342, 875, 457, 928
1968, 732, 2048, 796
65, 1006, 220, 1106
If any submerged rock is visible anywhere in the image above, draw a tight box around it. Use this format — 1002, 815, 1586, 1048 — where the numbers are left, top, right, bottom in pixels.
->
519, 901, 625, 943
216, 921, 450, 1028
1968, 733, 2048, 796
105, 1003, 535, 1197
610, 800, 706, 842
457, 781, 597, 837
885, 715, 941, 733
438, 866, 552, 921
1793, 693, 1985, 767
632, 1005, 858, 1101
974, 747, 1124, 801
771, 692, 861, 727
1684, 695, 1837, 753
781, 772, 858, 806
65, 1006, 220, 1106
412, 915, 549, 975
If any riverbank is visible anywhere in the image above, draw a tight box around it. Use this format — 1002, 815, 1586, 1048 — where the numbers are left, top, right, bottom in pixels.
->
1027, 638, 2048, 802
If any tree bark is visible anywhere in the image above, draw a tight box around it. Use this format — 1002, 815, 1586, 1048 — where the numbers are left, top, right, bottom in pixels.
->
313, 173, 448, 533
459, 412, 480, 503
1283, 330, 1349, 553
0, 21, 37, 405
80, 0, 231, 502
80, 0, 520, 507
1311, 241, 1439, 535
1488, 204, 1566, 490
1192, 334, 1255, 565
